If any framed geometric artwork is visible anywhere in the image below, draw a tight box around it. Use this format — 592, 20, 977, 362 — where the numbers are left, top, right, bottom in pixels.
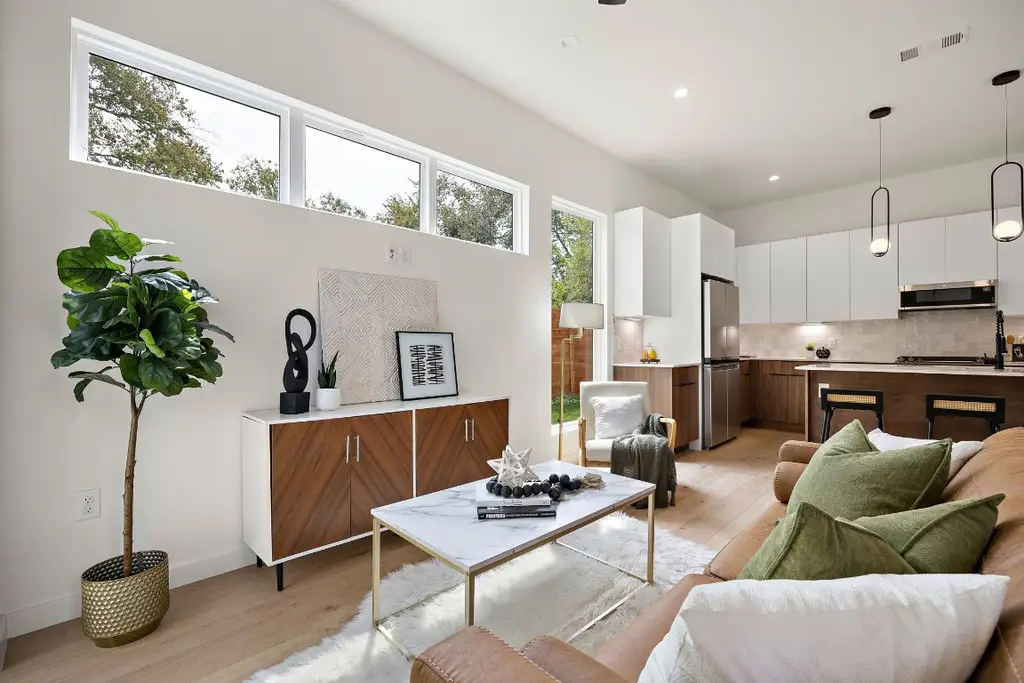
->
395, 331, 459, 400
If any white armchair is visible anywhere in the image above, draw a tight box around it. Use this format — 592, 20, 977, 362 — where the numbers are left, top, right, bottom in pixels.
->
577, 381, 677, 468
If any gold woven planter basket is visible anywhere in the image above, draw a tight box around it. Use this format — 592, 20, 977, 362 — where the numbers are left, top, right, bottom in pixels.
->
81, 550, 169, 647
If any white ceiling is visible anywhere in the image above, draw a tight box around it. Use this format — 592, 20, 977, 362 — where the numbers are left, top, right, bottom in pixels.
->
332, 0, 1024, 211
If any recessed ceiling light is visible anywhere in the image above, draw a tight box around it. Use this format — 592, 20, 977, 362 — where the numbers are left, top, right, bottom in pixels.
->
673, 87, 691, 99
769, 175, 780, 182
561, 35, 580, 48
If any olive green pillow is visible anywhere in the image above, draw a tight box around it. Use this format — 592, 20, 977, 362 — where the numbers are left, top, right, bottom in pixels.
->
813, 419, 879, 458
850, 494, 1005, 574
788, 439, 952, 520
738, 502, 915, 580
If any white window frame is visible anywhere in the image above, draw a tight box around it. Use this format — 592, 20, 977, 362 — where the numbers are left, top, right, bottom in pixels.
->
69, 19, 528, 254
551, 197, 608, 432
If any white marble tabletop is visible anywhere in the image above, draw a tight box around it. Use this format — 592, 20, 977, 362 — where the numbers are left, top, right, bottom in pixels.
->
796, 363, 1024, 378
372, 461, 655, 573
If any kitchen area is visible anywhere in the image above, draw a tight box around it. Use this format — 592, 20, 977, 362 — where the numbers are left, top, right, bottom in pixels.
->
610, 204, 1024, 449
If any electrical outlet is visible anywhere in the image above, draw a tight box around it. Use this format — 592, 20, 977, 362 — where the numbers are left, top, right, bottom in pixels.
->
77, 488, 100, 521
400, 245, 412, 266
818, 382, 829, 397
828, 337, 838, 348
386, 244, 399, 262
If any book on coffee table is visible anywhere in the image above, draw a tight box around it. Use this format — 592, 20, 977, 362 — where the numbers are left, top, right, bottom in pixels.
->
477, 503, 556, 520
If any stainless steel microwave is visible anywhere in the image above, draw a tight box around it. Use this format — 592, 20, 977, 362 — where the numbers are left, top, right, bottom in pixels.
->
898, 280, 997, 312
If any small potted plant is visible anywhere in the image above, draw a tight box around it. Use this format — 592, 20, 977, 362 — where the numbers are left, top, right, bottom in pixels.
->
316, 351, 341, 411
805, 342, 816, 357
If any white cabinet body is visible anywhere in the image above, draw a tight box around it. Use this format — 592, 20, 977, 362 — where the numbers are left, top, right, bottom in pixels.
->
998, 207, 1024, 315
898, 218, 946, 286
849, 226, 900, 320
770, 238, 807, 323
697, 214, 737, 281
806, 231, 850, 322
737, 243, 771, 324
613, 207, 671, 317
945, 211, 997, 283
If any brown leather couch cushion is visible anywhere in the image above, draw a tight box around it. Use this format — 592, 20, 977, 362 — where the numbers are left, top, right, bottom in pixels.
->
943, 428, 1024, 682
594, 573, 721, 682
412, 626, 558, 683
705, 501, 787, 581
521, 636, 629, 683
778, 440, 819, 464
773, 461, 808, 503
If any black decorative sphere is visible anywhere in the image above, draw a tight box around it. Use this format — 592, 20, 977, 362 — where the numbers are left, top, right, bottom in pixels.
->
548, 485, 563, 501
501, 485, 513, 498
569, 478, 582, 491
523, 485, 534, 497
486, 480, 496, 493
512, 486, 524, 498
489, 477, 498, 486
531, 482, 543, 495
540, 481, 551, 493
548, 473, 561, 484
559, 474, 571, 487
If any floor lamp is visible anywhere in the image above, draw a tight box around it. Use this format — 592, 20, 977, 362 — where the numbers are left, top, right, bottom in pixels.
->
557, 302, 605, 461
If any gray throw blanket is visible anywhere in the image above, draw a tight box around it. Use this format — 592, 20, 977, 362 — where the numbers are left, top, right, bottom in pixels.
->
610, 413, 677, 508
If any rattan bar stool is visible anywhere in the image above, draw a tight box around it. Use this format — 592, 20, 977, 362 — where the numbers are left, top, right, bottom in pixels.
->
926, 394, 1005, 438
820, 388, 884, 442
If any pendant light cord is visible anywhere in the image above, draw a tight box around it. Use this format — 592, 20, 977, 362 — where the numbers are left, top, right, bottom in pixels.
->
1005, 85, 1010, 162
878, 118, 883, 187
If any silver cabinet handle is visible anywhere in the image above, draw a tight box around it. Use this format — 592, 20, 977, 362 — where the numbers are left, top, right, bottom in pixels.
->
356, 434, 360, 463
471, 418, 476, 441
464, 418, 469, 441
346, 435, 350, 464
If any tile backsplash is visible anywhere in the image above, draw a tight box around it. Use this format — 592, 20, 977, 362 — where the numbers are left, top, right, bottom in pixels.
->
740, 310, 1024, 361
614, 318, 645, 362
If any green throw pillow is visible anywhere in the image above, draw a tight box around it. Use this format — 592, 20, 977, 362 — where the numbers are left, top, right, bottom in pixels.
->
850, 494, 1005, 574
813, 419, 879, 458
738, 502, 915, 580
788, 439, 951, 520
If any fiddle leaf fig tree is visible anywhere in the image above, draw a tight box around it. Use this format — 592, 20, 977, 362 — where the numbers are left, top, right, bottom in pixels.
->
52, 211, 234, 578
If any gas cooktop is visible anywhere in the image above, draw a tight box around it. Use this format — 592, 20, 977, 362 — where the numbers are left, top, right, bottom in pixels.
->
895, 355, 996, 366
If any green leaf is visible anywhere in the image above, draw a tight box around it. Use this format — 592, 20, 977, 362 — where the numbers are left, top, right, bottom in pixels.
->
67, 370, 126, 391
120, 354, 141, 386
67, 313, 79, 330
56, 247, 124, 293
148, 308, 183, 348
89, 228, 143, 260
160, 375, 184, 397
141, 237, 173, 246
134, 267, 173, 276
139, 329, 166, 358
74, 295, 125, 324
51, 349, 80, 368
133, 253, 182, 264
183, 377, 202, 389
194, 321, 235, 342
174, 339, 204, 360
73, 378, 91, 403
139, 356, 174, 391
140, 272, 190, 293
197, 357, 223, 379
88, 210, 120, 231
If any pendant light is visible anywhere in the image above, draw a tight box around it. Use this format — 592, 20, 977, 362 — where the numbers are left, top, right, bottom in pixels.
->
991, 70, 1023, 242
869, 107, 892, 257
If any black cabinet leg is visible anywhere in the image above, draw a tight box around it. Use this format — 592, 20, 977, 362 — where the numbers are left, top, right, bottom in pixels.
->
276, 563, 284, 592
256, 555, 264, 568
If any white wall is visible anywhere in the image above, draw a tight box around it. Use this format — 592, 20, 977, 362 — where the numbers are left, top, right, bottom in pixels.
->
722, 154, 1023, 246
0, 0, 705, 636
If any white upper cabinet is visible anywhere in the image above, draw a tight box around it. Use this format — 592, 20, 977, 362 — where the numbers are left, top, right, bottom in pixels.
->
737, 243, 771, 324
770, 237, 807, 323
850, 226, 900, 320
945, 211, 997, 283
698, 215, 737, 281
806, 232, 850, 322
997, 206, 1024, 315
898, 217, 946, 286
613, 207, 671, 317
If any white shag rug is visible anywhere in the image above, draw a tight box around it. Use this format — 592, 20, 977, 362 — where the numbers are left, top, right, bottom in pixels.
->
249, 513, 715, 683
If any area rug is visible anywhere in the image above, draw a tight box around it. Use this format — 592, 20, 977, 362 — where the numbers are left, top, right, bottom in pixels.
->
249, 513, 715, 683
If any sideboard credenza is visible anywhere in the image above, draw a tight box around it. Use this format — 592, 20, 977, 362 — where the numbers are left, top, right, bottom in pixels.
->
242, 394, 510, 590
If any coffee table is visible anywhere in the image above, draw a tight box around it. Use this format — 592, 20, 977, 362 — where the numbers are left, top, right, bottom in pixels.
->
371, 461, 656, 659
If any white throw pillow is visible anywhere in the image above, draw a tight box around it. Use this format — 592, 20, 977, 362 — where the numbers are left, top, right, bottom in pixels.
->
591, 394, 645, 439
868, 428, 984, 480
648, 574, 1007, 683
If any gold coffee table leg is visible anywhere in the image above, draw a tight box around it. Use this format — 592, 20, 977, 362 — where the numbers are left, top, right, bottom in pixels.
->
465, 571, 476, 628
647, 491, 655, 583
372, 518, 381, 626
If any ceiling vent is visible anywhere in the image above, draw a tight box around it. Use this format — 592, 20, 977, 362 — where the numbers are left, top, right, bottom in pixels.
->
899, 27, 970, 64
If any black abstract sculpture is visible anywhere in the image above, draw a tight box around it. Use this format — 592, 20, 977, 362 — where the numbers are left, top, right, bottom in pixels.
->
280, 309, 317, 414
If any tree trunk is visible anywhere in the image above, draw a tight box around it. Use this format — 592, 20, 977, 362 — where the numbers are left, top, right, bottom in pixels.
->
123, 393, 142, 578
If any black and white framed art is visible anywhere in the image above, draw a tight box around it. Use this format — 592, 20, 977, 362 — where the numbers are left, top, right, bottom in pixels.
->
395, 331, 459, 400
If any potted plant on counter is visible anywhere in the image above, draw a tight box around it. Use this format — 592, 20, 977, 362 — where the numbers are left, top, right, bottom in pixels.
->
316, 351, 341, 411
805, 342, 816, 357
50, 211, 233, 647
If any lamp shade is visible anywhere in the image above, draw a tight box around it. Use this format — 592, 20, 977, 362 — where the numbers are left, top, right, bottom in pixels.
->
559, 302, 605, 330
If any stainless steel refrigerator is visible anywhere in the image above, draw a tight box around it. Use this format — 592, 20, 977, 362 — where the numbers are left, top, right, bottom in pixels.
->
702, 279, 741, 449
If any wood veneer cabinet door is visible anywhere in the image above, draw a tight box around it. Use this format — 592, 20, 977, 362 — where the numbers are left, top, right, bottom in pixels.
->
465, 399, 510, 471
270, 419, 351, 559
349, 412, 414, 536
416, 400, 510, 495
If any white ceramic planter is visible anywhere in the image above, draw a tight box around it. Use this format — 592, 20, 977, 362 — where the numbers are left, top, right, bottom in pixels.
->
315, 388, 342, 411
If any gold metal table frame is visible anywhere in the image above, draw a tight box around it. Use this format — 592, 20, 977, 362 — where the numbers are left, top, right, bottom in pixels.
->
371, 490, 655, 661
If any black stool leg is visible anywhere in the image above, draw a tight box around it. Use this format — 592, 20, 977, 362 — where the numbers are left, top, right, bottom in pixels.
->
821, 409, 833, 443
991, 419, 1001, 434
256, 555, 264, 568
276, 563, 284, 592
926, 418, 934, 439
876, 412, 884, 432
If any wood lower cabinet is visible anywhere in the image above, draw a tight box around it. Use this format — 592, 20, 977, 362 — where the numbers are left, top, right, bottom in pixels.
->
348, 413, 413, 536
613, 365, 699, 448
752, 361, 804, 428
739, 361, 753, 424
417, 399, 509, 495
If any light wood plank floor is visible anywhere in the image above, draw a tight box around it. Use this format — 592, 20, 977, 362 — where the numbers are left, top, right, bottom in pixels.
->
3, 427, 795, 683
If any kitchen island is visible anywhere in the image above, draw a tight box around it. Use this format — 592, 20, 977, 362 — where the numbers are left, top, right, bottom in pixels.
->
797, 363, 1024, 442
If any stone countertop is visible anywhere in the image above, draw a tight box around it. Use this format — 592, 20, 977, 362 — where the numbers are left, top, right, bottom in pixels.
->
613, 362, 700, 368
796, 362, 1024, 378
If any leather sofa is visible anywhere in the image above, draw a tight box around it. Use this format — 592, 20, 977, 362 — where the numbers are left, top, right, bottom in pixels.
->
410, 428, 1024, 683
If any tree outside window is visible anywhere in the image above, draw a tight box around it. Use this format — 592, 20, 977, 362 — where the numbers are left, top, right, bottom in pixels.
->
551, 208, 595, 425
